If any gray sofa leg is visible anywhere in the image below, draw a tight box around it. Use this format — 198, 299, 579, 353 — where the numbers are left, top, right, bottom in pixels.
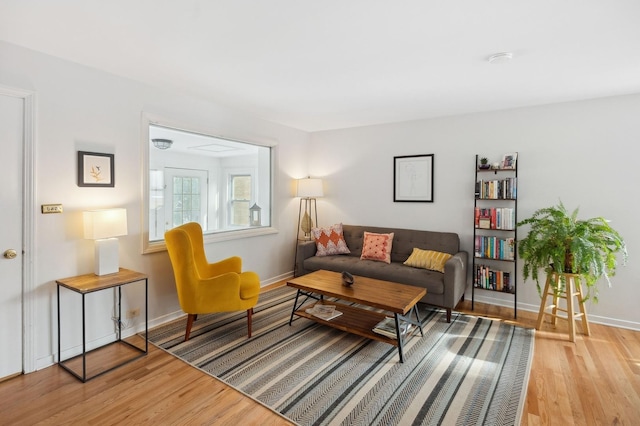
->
446, 309, 451, 323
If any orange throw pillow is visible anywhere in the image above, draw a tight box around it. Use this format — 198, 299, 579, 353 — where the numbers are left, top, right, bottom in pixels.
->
360, 231, 394, 264
311, 223, 351, 256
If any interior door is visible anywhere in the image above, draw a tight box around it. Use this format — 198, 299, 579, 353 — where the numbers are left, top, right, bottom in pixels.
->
0, 93, 24, 379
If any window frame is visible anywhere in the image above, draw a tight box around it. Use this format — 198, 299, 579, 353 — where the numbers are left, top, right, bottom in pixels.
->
141, 114, 278, 254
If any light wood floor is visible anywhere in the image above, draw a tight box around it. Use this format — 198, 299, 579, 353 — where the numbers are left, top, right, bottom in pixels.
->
458, 299, 640, 425
1, 285, 639, 425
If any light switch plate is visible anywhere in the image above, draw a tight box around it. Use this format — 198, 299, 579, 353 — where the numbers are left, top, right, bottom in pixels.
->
41, 204, 63, 214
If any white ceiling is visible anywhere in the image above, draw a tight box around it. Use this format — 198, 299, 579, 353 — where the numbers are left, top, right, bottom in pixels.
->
2, 1, 640, 132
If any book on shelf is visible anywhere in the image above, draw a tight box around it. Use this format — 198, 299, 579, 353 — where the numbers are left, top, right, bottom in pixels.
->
474, 264, 514, 293
474, 236, 515, 260
305, 305, 343, 321
474, 207, 516, 230
372, 317, 411, 339
476, 177, 517, 200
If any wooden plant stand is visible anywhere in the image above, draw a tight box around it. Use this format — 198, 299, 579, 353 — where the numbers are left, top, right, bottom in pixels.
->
536, 271, 591, 342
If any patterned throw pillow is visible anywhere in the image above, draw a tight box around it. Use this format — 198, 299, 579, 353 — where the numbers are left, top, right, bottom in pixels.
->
311, 223, 351, 257
403, 248, 452, 273
360, 231, 394, 264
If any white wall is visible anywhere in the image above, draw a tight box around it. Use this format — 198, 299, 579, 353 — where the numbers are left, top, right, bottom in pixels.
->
310, 94, 640, 330
3, 38, 639, 373
0, 41, 310, 369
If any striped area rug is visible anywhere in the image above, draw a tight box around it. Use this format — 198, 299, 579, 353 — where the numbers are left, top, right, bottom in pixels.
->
148, 286, 534, 426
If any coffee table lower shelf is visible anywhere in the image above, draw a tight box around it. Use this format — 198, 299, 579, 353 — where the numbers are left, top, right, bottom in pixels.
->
295, 302, 404, 347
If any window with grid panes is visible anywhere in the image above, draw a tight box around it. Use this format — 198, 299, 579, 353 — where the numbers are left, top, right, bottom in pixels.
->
172, 175, 202, 227
230, 175, 251, 226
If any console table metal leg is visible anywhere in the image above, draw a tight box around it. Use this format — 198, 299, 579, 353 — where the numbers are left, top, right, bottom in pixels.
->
117, 286, 122, 341
145, 278, 149, 353
81, 293, 87, 382
57, 285, 61, 366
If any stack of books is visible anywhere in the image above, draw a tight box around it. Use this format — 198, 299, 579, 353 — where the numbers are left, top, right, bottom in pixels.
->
372, 317, 411, 339
305, 304, 343, 321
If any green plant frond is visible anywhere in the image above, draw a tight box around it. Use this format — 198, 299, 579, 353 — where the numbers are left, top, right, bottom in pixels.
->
517, 201, 627, 303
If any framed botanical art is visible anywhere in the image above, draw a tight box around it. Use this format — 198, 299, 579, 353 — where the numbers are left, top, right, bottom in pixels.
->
77, 151, 115, 187
393, 154, 434, 202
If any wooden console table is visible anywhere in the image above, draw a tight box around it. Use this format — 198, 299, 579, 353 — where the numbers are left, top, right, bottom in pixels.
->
56, 268, 148, 382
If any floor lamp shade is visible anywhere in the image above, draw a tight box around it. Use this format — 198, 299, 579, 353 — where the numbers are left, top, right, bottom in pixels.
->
296, 178, 324, 198
83, 208, 128, 275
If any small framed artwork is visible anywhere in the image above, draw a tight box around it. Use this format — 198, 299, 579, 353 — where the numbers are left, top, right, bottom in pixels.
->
77, 151, 115, 187
394, 154, 434, 202
502, 152, 518, 169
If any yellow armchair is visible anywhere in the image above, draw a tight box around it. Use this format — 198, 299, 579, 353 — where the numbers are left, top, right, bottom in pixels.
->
165, 222, 260, 341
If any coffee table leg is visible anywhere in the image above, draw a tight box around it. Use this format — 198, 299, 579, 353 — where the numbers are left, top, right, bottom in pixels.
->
289, 289, 322, 325
394, 313, 404, 363
413, 306, 424, 337
289, 289, 302, 326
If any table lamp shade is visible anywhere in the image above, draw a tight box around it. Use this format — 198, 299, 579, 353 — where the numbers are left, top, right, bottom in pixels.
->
83, 208, 128, 275
83, 208, 128, 239
297, 178, 323, 198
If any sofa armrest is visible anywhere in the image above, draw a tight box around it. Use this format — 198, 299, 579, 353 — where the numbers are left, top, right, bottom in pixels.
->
443, 251, 468, 310
294, 240, 317, 276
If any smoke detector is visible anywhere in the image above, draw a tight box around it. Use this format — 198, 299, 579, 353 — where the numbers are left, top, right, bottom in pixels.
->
488, 52, 513, 64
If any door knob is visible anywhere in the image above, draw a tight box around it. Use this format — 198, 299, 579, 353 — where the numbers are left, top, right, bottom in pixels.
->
3, 249, 17, 259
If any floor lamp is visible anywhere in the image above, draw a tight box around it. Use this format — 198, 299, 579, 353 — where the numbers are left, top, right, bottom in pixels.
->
294, 177, 323, 276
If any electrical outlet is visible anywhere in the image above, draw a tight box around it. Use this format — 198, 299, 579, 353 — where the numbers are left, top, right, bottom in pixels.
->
127, 308, 140, 319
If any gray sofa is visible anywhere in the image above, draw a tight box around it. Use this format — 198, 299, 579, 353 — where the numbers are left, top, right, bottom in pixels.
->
295, 224, 468, 322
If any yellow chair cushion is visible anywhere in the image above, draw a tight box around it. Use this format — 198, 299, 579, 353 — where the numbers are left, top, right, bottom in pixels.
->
403, 248, 452, 273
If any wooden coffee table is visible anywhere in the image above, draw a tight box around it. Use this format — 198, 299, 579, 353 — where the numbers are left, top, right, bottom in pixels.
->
287, 270, 426, 363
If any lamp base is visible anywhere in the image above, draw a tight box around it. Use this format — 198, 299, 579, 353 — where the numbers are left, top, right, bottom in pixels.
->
95, 238, 120, 275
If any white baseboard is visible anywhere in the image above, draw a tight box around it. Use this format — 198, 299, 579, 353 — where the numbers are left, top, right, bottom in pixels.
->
471, 293, 640, 331
37, 332, 121, 371
37, 311, 187, 371
260, 271, 293, 287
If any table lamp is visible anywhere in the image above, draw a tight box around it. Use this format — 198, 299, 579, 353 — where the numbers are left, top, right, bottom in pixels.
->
83, 208, 128, 275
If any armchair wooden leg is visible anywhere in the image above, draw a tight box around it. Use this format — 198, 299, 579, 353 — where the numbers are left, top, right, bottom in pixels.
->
185, 313, 197, 341
247, 308, 253, 338
446, 308, 451, 323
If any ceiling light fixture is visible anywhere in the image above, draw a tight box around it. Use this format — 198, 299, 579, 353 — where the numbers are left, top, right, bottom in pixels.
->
152, 138, 173, 150
488, 52, 513, 64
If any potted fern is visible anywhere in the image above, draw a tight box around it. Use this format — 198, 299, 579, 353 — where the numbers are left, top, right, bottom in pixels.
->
517, 201, 627, 302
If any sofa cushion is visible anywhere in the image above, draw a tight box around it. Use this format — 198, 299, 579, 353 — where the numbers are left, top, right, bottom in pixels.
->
311, 223, 351, 257
302, 256, 445, 296
360, 231, 394, 263
341, 225, 460, 263
404, 248, 452, 273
